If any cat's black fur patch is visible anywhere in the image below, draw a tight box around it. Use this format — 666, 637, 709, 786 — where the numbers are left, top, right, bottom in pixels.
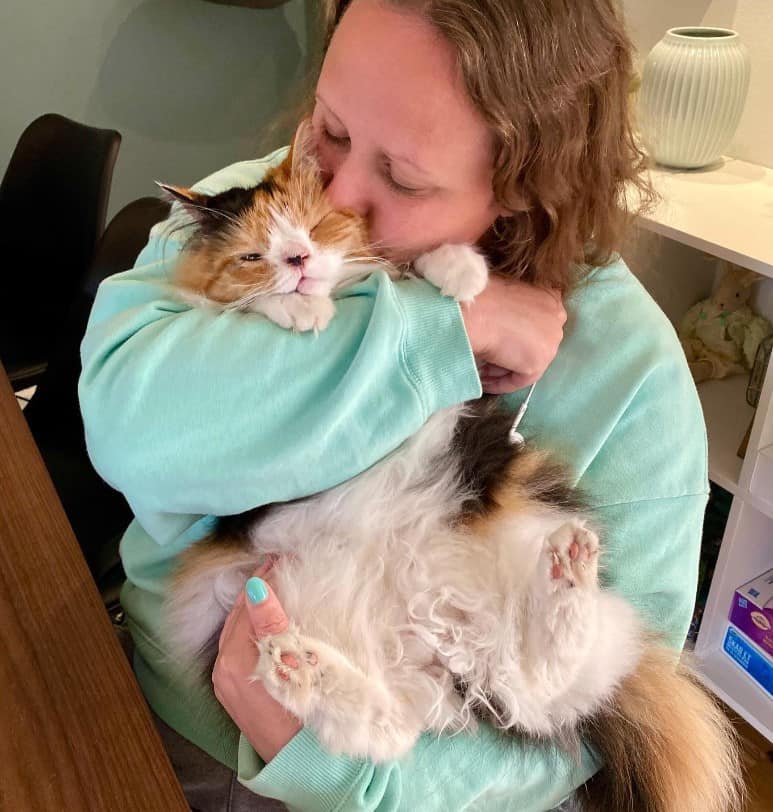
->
453, 396, 586, 516
255, 178, 276, 197
524, 457, 587, 512
198, 184, 268, 234
453, 396, 525, 517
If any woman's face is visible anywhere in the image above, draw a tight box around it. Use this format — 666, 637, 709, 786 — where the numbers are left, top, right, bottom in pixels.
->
312, 0, 502, 263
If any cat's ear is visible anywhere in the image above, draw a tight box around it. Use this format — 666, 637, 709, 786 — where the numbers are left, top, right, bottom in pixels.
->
155, 182, 214, 223
289, 117, 318, 176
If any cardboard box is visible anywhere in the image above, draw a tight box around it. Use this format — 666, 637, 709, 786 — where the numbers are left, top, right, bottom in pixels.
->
723, 625, 773, 698
728, 568, 773, 658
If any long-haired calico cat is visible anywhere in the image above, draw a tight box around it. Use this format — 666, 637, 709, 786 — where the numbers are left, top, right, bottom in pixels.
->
160, 122, 743, 812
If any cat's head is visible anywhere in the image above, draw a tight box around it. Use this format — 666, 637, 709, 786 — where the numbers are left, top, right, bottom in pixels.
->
159, 120, 371, 308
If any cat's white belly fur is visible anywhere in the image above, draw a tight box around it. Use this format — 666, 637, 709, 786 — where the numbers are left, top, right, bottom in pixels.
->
233, 405, 643, 759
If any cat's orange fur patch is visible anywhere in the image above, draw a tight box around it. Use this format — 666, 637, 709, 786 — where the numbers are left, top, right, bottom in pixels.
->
462, 448, 564, 534
173, 535, 252, 586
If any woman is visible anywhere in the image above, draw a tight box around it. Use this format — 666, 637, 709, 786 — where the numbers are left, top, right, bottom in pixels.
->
79, 1, 707, 809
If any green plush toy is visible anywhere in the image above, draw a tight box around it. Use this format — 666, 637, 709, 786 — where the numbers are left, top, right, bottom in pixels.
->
678, 263, 771, 384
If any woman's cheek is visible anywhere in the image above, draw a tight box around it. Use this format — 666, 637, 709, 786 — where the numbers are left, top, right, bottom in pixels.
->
314, 142, 339, 181
376, 225, 432, 263
370, 210, 416, 261
389, 209, 444, 259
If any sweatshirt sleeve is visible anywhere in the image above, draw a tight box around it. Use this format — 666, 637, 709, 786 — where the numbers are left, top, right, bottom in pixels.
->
238, 721, 600, 812
79, 199, 481, 520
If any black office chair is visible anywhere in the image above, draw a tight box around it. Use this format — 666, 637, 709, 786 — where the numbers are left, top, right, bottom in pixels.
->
24, 196, 171, 608
0, 113, 121, 391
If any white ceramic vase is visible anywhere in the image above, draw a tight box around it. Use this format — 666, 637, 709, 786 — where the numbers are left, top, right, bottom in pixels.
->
637, 27, 750, 169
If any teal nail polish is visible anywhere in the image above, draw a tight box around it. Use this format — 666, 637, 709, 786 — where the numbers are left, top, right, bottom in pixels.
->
246, 577, 268, 605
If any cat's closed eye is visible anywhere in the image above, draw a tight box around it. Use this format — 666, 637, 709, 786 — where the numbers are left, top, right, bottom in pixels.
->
240, 253, 263, 262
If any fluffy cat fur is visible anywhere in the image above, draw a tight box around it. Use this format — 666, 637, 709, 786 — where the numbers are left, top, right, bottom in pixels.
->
161, 122, 743, 811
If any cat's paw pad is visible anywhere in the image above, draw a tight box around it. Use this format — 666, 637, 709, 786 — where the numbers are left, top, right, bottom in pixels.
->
545, 522, 599, 589
414, 244, 489, 303
255, 631, 321, 694
282, 294, 336, 333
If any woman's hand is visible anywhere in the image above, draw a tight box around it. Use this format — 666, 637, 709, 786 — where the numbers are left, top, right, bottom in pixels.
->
461, 275, 566, 393
212, 570, 302, 762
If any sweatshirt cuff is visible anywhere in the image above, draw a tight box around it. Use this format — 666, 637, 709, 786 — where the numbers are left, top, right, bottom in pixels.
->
395, 278, 482, 417
237, 729, 371, 811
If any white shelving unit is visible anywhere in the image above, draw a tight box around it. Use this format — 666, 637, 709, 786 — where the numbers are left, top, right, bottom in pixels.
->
696, 376, 755, 496
635, 158, 773, 277
632, 156, 773, 743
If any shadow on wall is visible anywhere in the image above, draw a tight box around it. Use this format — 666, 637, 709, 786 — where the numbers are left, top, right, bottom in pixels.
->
624, 0, 740, 57
85, 0, 305, 145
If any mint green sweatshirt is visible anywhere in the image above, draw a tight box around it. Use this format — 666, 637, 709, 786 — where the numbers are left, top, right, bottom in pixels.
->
79, 147, 708, 811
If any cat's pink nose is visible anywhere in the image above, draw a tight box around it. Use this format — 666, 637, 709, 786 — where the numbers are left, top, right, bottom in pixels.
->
285, 252, 309, 269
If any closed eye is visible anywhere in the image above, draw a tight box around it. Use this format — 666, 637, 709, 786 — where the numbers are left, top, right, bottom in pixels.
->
385, 173, 423, 196
322, 127, 350, 147
239, 253, 263, 262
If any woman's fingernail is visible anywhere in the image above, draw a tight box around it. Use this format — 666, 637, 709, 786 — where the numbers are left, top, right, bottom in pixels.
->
246, 577, 269, 605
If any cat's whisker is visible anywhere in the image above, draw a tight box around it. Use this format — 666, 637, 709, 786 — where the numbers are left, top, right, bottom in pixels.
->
223, 282, 278, 310
358, 236, 399, 253
342, 256, 393, 268
355, 242, 392, 257
221, 278, 272, 290
337, 264, 395, 287
224, 293, 260, 311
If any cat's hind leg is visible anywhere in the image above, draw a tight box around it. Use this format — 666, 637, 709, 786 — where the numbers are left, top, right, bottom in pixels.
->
499, 521, 602, 734
524, 521, 600, 677
255, 624, 420, 762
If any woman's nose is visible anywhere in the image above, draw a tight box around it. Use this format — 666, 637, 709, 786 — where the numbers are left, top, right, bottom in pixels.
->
324, 157, 370, 218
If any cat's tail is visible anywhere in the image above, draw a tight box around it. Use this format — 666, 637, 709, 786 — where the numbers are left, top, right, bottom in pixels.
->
578, 641, 745, 812
163, 536, 260, 678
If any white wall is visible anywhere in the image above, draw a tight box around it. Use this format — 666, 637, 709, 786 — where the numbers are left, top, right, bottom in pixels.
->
622, 0, 773, 168
0, 0, 315, 219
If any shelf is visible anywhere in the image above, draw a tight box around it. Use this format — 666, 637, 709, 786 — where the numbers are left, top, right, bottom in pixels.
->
697, 376, 755, 494
750, 445, 773, 516
631, 153, 773, 745
696, 645, 773, 744
631, 157, 773, 279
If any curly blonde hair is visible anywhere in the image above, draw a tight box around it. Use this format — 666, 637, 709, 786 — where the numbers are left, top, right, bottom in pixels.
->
319, 0, 656, 292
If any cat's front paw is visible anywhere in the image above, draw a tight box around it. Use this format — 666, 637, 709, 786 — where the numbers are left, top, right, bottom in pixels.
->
255, 629, 322, 715
414, 244, 489, 303
256, 293, 335, 333
545, 522, 599, 591
255, 628, 417, 762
